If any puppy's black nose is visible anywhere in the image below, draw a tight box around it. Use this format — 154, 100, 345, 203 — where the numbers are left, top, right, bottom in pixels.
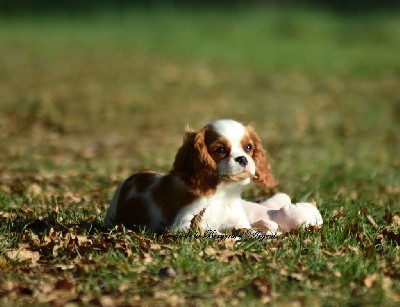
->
235, 156, 248, 167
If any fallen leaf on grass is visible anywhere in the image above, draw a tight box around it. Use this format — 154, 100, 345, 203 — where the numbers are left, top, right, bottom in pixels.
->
366, 215, 379, 229
289, 272, 304, 281
331, 206, 345, 221
0, 211, 15, 218
21, 230, 41, 247
26, 183, 42, 197
141, 252, 153, 264
221, 238, 236, 250
251, 278, 272, 303
63, 191, 84, 203
55, 278, 74, 291
5, 249, 40, 264
393, 215, 400, 226
150, 243, 161, 251
251, 220, 273, 233
158, 267, 177, 279
347, 245, 360, 255
376, 228, 400, 245
203, 247, 217, 256
364, 244, 375, 258
218, 250, 240, 264
152, 291, 185, 305
0, 281, 14, 292
364, 273, 378, 288
190, 207, 206, 236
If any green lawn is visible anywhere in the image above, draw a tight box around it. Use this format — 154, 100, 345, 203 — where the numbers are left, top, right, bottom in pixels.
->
0, 8, 399, 306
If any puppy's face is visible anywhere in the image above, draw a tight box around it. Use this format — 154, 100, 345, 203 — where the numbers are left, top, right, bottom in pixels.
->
171, 119, 276, 195
205, 120, 256, 182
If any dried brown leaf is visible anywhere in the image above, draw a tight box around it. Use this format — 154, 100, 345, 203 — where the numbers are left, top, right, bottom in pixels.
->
150, 243, 161, 251
203, 247, 217, 256
289, 272, 304, 281
220, 172, 253, 182
0, 211, 13, 218
0, 258, 7, 270
364, 274, 378, 289
366, 215, 379, 229
158, 267, 177, 279
251, 220, 272, 233
26, 183, 42, 196
364, 244, 375, 258
5, 249, 40, 264
347, 245, 360, 255
244, 252, 262, 262
222, 238, 236, 250
251, 278, 272, 303
55, 278, 74, 291
380, 228, 400, 244
218, 250, 240, 264
190, 207, 206, 236
63, 191, 84, 203
141, 252, 153, 264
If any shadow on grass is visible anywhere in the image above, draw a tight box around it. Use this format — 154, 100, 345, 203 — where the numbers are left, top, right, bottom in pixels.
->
1, 212, 108, 236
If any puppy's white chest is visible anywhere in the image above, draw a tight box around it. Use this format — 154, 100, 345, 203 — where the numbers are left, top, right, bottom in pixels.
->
201, 198, 250, 231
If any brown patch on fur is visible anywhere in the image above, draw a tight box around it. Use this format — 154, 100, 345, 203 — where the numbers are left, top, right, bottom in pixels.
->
114, 172, 157, 230
240, 133, 255, 156
204, 128, 231, 161
152, 174, 197, 226
122, 171, 158, 194
170, 128, 220, 196
246, 126, 277, 191
115, 196, 151, 230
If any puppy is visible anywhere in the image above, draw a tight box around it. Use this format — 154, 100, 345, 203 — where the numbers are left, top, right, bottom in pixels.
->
105, 119, 276, 232
105, 119, 323, 234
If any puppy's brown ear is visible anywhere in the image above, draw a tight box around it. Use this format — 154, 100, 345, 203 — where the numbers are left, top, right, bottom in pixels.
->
171, 129, 219, 196
247, 126, 277, 191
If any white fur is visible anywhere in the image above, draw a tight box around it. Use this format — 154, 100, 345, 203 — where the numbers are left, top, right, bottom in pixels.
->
267, 202, 323, 232
171, 181, 251, 232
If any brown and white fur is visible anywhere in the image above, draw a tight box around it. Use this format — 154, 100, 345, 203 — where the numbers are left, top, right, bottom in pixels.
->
105, 119, 323, 233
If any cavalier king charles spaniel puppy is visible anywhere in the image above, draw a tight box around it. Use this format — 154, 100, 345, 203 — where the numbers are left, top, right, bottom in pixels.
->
105, 119, 322, 233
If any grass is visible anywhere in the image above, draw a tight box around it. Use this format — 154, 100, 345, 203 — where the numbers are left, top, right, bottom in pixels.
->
0, 7, 399, 306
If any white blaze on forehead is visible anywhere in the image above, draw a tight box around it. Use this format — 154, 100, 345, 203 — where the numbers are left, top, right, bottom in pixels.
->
207, 119, 246, 145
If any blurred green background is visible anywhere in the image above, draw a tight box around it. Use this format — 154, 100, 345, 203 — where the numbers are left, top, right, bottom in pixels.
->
0, 1, 400, 305
1, 0, 399, 197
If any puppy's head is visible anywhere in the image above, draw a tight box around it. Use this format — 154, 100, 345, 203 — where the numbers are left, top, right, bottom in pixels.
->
171, 119, 276, 195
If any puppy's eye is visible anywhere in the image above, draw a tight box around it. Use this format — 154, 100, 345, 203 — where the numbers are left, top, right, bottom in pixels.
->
214, 147, 227, 154
244, 144, 253, 152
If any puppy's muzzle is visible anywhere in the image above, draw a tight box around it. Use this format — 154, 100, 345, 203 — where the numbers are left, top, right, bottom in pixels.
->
234, 156, 248, 167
